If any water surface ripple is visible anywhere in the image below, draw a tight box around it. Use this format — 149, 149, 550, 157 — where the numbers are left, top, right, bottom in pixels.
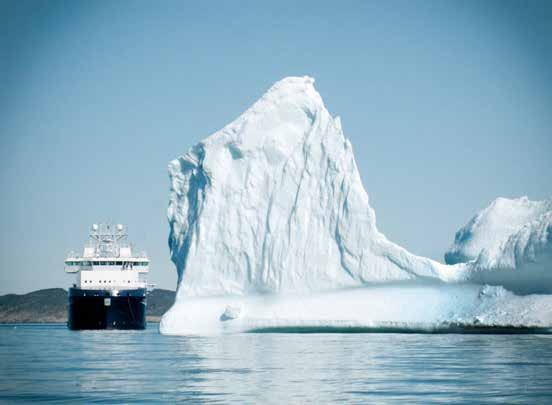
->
1, 324, 551, 403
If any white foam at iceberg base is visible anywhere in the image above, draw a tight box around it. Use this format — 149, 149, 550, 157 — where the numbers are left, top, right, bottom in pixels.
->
160, 284, 552, 335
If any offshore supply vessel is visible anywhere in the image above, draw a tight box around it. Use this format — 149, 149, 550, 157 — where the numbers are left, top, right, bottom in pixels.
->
64, 224, 151, 330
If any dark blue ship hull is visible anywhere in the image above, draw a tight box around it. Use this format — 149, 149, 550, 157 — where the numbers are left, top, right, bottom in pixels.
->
68, 288, 146, 330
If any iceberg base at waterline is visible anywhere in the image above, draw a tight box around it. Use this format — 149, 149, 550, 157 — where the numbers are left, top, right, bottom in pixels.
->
159, 284, 552, 335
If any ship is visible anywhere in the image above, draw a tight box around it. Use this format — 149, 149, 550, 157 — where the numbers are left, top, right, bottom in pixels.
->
64, 224, 152, 330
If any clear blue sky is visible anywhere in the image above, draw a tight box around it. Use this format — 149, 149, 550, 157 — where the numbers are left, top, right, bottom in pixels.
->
1, 0, 551, 294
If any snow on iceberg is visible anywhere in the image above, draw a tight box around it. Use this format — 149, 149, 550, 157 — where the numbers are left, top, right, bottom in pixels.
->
160, 76, 552, 334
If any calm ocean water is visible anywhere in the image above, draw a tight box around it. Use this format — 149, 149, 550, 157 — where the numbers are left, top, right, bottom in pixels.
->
1, 324, 552, 404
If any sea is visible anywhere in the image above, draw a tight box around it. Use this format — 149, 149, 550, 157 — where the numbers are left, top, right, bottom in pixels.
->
1, 324, 552, 404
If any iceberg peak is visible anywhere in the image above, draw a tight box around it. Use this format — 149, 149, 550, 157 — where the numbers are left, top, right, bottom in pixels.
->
179, 76, 330, 169
261, 75, 319, 106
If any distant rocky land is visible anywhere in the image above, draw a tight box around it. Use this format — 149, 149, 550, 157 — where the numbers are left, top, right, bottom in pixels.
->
0, 288, 175, 323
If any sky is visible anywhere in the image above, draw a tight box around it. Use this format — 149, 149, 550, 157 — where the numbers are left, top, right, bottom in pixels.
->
1, 0, 551, 294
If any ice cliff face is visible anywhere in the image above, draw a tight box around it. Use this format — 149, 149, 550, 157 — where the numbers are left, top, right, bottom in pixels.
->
167, 76, 461, 298
447, 197, 552, 293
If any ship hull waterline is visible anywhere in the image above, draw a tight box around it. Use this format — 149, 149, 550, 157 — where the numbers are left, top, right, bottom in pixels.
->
68, 288, 146, 330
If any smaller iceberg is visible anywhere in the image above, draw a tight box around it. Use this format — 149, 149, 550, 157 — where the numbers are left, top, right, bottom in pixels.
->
447, 197, 552, 294
446, 196, 552, 265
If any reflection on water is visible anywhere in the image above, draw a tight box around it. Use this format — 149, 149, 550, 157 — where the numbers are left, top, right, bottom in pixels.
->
1, 324, 552, 403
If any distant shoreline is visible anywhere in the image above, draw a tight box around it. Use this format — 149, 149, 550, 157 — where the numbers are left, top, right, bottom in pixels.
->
0, 288, 175, 324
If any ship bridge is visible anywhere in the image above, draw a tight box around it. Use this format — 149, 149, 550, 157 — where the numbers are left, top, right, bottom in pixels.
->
65, 224, 151, 290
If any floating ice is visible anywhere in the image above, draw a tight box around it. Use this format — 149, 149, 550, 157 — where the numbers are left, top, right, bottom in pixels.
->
446, 197, 552, 265
454, 200, 552, 294
166, 76, 463, 297
160, 77, 552, 334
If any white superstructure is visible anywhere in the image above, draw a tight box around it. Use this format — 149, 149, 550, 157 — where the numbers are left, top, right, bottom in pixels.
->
65, 224, 151, 290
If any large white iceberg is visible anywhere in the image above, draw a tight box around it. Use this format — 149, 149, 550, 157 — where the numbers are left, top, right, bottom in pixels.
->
160, 76, 552, 334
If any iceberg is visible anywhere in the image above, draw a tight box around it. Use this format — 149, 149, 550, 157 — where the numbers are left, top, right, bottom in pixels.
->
448, 197, 552, 294
445, 196, 552, 265
160, 76, 552, 334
